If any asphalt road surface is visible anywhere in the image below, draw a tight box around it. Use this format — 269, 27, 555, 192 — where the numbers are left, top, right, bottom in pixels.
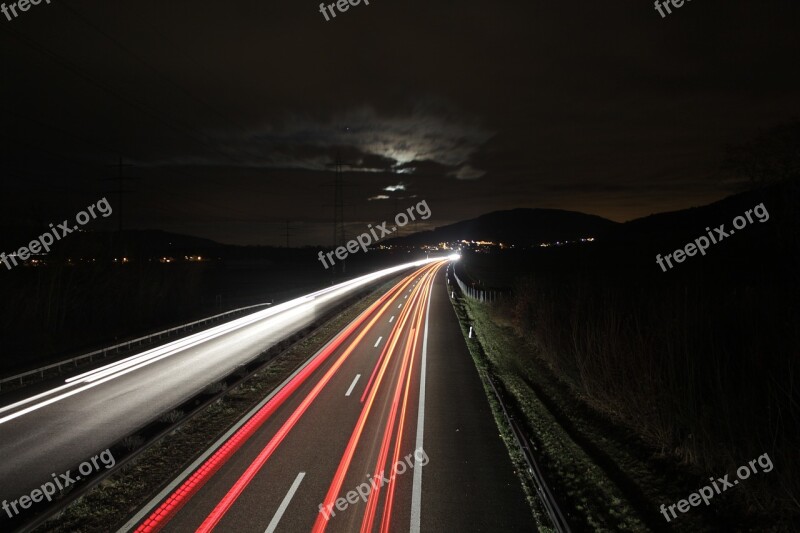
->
0, 261, 433, 509
123, 261, 535, 532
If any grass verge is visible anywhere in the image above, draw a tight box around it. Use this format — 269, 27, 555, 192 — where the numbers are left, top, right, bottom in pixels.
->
448, 293, 554, 532
451, 293, 726, 532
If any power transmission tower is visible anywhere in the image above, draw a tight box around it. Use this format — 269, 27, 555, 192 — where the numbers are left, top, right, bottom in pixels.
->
325, 154, 352, 276
103, 157, 138, 258
334, 157, 345, 249
284, 219, 293, 248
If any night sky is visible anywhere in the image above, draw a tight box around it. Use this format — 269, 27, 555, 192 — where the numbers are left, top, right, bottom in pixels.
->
1, 0, 798, 246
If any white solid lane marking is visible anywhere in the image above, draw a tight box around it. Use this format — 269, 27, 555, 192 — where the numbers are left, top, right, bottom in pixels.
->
0, 382, 74, 415
389, 315, 395, 323
374, 336, 383, 348
345, 374, 362, 397
411, 273, 433, 533
116, 332, 333, 533
265, 472, 305, 533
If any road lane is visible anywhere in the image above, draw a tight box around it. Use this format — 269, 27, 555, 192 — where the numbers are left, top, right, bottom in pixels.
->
421, 265, 535, 531
0, 260, 434, 507
132, 263, 440, 532
125, 261, 535, 533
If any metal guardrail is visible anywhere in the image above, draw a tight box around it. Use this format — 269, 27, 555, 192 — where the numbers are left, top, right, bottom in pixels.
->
10, 293, 365, 533
452, 265, 506, 303
486, 375, 572, 533
0, 302, 272, 390
5, 263, 424, 532
448, 266, 570, 532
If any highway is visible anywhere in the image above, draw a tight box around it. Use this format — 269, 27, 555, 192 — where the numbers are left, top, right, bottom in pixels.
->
122, 261, 534, 532
0, 260, 436, 508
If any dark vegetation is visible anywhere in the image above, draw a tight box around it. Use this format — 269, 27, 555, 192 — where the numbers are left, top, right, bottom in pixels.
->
458, 177, 798, 526
448, 120, 800, 528
0, 230, 423, 374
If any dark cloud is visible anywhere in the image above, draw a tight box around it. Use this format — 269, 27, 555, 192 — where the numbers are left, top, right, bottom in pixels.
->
1, 0, 798, 245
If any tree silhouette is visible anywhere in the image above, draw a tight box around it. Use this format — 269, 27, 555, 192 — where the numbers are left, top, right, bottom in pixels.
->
724, 120, 800, 188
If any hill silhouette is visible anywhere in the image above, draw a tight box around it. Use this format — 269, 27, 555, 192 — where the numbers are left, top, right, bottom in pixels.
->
385, 208, 619, 246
